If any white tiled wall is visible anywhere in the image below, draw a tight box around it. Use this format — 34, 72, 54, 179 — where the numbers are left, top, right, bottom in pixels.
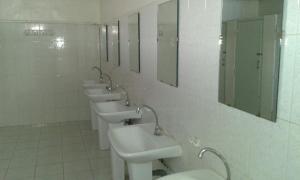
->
101, 0, 300, 179
0, 0, 101, 23
0, 22, 100, 126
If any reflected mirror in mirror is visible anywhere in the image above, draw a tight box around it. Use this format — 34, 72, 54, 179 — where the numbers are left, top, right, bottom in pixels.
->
128, 13, 140, 73
100, 24, 108, 63
108, 21, 120, 66
218, 0, 284, 122
157, 0, 179, 87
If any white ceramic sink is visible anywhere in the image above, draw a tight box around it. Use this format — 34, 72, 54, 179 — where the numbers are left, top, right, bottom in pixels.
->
157, 169, 224, 180
82, 80, 107, 89
84, 88, 122, 102
109, 123, 182, 163
109, 123, 182, 180
84, 88, 121, 131
94, 101, 141, 124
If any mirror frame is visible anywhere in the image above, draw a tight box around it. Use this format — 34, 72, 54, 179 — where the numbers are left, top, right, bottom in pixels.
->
118, 20, 121, 66
105, 24, 109, 62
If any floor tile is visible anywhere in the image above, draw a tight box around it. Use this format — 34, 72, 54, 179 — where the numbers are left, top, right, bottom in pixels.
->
9, 156, 36, 168
87, 150, 110, 159
0, 143, 16, 152
5, 167, 35, 180
35, 163, 63, 177
0, 150, 14, 160
0, 121, 112, 180
90, 158, 111, 171
15, 142, 38, 150
0, 137, 18, 144
0, 169, 6, 180
93, 169, 112, 180
64, 170, 94, 180
63, 159, 91, 174
17, 134, 40, 143
63, 143, 85, 152
13, 148, 37, 159
63, 151, 89, 162
0, 159, 10, 169
34, 174, 63, 180
39, 139, 62, 148
63, 136, 83, 145
37, 152, 62, 165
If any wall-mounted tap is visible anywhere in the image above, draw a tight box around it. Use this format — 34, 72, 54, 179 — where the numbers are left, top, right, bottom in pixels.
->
102, 73, 113, 92
92, 66, 103, 81
198, 147, 231, 180
136, 105, 162, 136
115, 85, 130, 106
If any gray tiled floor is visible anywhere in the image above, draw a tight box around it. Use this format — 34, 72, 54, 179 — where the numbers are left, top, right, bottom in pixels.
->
0, 121, 112, 180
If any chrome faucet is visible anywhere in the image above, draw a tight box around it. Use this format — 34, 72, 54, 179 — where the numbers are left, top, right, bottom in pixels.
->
136, 105, 162, 136
92, 66, 103, 81
102, 73, 113, 92
198, 147, 231, 180
115, 85, 130, 106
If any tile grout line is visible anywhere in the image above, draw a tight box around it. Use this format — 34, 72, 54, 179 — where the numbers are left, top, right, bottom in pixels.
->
33, 125, 43, 180
56, 122, 65, 180
79, 121, 96, 179
3, 124, 22, 180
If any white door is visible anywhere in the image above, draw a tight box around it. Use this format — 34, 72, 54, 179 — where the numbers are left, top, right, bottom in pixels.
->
235, 19, 263, 116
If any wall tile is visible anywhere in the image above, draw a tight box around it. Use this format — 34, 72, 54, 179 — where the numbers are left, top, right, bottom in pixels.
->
286, 123, 300, 180
100, 0, 298, 180
0, 23, 99, 127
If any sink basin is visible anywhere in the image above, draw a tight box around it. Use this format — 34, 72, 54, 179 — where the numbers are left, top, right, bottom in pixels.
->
109, 123, 182, 163
84, 88, 122, 102
157, 169, 224, 180
84, 88, 122, 131
109, 123, 182, 180
82, 80, 107, 89
94, 101, 141, 124
93, 101, 141, 151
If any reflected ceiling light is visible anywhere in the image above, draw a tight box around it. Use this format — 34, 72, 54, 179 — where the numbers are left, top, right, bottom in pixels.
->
30, 24, 44, 31
218, 35, 223, 46
55, 37, 65, 49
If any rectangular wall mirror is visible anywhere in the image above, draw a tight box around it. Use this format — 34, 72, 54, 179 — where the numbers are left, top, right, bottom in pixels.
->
100, 24, 108, 63
157, 0, 179, 87
219, 0, 284, 122
128, 13, 141, 73
108, 21, 120, 66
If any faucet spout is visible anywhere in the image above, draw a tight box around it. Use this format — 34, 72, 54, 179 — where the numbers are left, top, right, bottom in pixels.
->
115, 85, 130, 106
92, 66, 103, 80
198, 147, 231, 180
102, 73, 113, 92
136, 105, 162, 136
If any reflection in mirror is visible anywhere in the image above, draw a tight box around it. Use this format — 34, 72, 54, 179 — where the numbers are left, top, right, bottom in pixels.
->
108, 21, 120, 66
128, 13, 140, 73
219, 0, 284, 122
157, 0, 179, 87
100, 24, 108, 63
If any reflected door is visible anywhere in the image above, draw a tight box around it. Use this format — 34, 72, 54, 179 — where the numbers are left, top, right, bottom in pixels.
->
235, 20, 263, 116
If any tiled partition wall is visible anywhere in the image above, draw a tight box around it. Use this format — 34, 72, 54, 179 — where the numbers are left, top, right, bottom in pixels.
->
0, 22, 99, 126
101, 0, 300, 179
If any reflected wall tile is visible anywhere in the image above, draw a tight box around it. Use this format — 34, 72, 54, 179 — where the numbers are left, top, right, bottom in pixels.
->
290, 35, 300, 124
277, 35, 297, 121
286, 123, 300, 180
